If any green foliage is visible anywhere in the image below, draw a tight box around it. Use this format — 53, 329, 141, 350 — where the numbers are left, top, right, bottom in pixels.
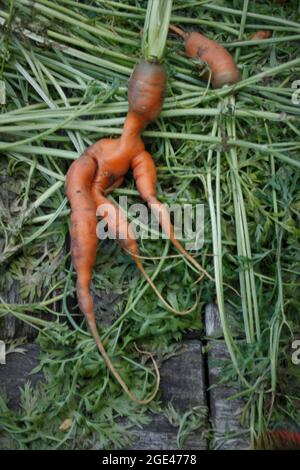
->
0, 322, 162, 449
164, 403, 208, 448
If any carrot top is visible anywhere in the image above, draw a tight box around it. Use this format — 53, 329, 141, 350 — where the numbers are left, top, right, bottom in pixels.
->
142, 0, 173, 63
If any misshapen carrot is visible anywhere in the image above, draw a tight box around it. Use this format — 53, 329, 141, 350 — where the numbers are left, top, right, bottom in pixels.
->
66, 58, 209, 402
66, 149, 160, 404
170, 25, 240, 89
75, 59, 209, 289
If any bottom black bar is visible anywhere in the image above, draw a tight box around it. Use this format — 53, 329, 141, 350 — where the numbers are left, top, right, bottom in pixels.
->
1, 449, 300, 465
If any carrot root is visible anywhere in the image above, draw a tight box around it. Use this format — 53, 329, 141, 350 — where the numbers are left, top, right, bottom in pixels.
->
170, 24, 240, 88
169, 24, 187, 39
93, 189, 197, 316
87, 316, 160, 404
66, 43, 210, 402
147, 196, 213, 281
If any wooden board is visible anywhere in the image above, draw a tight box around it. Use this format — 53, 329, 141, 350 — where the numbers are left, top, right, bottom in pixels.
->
0, 305, 251, 450
205, 304, 250, 450
0, 343, 43, 410
130, 340, 207, 450
0, 339, 208, 450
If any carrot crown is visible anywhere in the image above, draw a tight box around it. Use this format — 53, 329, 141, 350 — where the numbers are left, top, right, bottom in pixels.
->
142, 0, 173, 63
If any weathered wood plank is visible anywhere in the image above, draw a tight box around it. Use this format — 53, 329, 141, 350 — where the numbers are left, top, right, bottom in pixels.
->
205, 304, 250, 450
1, 283, 38, 340
2, 304, 250, 450
0, 343, 43, 410
0, 339, 208, 450
0, 170, 63, 340
130, 340, 207, 450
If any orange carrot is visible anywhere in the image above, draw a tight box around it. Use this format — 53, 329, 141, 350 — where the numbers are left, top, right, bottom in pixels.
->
251, 30, 272, 40
255, 430, 300, 450
128, 60, 166, 124
66, 151, 160, 404
170, 25, 240, 88
66, 59, 209, 402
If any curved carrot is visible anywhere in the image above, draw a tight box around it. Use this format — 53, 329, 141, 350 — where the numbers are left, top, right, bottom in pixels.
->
65, 154, 98, 321
170, 25, 240, 88
93, 187, 198, 315
66, 152, 160, 404
131, 150, 213, 281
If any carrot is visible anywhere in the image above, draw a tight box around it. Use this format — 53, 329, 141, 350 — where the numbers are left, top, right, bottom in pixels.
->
255, 430, 300, 450
93, 186, 199, 316
71, 58, 209, 294
251, 30, 272, 40
131, 149, 212, 281
65, 55, 211, 402
66, 150, 160, 404
170, 25, 240, 88
128, 59, 166, 124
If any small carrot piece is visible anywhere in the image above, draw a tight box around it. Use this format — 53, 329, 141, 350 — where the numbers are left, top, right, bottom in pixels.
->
251, 30, 272, 40
170, 25, 240, 88
255, 430, 300, 450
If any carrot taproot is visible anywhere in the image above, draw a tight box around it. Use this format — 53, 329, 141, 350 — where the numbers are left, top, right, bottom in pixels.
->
128, 60, 166, 124
93, 187, 198, 316
131, 149, 212, 280
66, 57, 210, 402
170, 25, 240, 88
80, 60, 209, 282
66, 150, 160, 404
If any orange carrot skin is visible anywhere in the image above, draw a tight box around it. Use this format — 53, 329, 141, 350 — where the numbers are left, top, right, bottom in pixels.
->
131, 150, 157, 201
65, 57, 206, 400
92, 188, 140, 258
65, 154, 98, 322
184, 32, 240, 88
128, 60, 166, 124
69, 59, 166, 202
66, 54, 209, 324
170, 26, 240, 89
65, 111, 158, 324
66, 154, 160, 404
